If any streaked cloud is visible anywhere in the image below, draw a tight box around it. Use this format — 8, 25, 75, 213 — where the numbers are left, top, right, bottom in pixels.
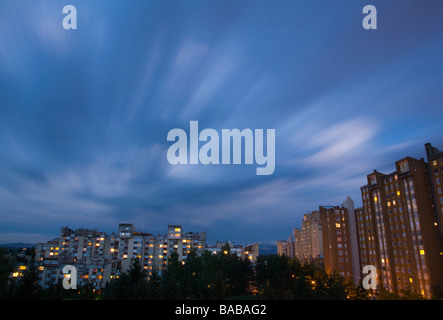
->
1, 0, 443, 244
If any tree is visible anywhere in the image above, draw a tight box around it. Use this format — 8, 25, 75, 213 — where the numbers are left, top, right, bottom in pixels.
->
312, 272, 348, 300
0, 247, 15, 299
146, 269, 162, 300
161, 252, 183, 299
15, 255, 43, 300
103, 258, 149, 300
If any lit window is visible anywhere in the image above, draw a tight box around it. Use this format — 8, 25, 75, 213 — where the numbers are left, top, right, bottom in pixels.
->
374, 196, 378, 202
397, 191, 400, 196
335, 223, 341, 228
420, 250, 425, 256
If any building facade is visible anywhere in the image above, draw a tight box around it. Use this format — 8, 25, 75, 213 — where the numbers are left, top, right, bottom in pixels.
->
358, 154, 443, 298
206, 241, 259, 262
32, 224, 207, 290
425, 143, 443, 244
292, 211, 323, 264
319, 205, 354, 281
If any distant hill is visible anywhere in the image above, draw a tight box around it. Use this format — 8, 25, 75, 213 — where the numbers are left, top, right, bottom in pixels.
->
259, 242, 277, 255
0, 243, 37, 249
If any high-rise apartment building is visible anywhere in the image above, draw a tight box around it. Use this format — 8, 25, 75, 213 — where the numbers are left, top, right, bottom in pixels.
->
358, 154, 443, 298
319, 205, 354, 280
292, 211, 323, 264
425, 143, 443, 243
276, 240, 289, 257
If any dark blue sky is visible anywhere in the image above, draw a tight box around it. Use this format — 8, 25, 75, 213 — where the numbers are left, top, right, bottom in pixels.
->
1, 0, 443, 246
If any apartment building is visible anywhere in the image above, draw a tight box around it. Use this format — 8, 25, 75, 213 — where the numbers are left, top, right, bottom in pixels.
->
206, 241, 259, 262
33, 224, 207, 289
425, 143, 443, 243
292, 211, 323, 264
276, 240, 289, 257
319, 205, 354, 281
358, 155, 443, 298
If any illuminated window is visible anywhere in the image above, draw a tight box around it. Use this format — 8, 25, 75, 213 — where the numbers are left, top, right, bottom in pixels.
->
175, 228, 181, 232
335, 223, 341, 228
19, 266, 26, 270
374, 196, 378, 202
397, 191, 400, 196
420, 250, 425, 256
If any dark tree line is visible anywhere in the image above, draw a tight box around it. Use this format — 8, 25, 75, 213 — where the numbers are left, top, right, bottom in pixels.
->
102, 246, 370, 300
103, 244, 252, 300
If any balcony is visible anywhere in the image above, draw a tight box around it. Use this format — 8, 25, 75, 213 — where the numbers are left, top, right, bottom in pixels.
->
397, 170, 410, 179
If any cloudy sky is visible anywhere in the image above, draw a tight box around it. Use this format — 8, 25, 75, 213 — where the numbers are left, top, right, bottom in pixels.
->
1, 0, 443, 246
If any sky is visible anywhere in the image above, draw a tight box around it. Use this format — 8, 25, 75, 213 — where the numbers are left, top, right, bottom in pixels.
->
1, 0, 443, 247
